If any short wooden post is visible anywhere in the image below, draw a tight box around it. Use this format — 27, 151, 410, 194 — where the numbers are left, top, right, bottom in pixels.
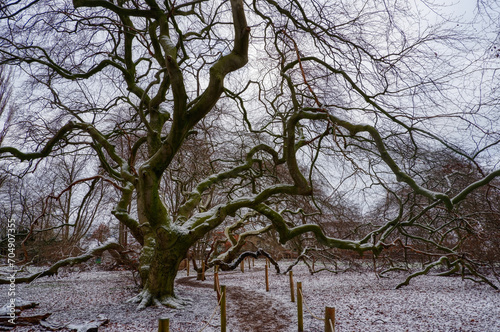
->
202, 261, 206, 281
324, 307, 335, 332
265, 259, 269, 292
297, 282, 303, 332
158, 318, 169, 332
214, 265, 220, 291
289, 271, 295, 302
240, 258, 245, 273
220, 285, 227, 332
214, 270, 220, 292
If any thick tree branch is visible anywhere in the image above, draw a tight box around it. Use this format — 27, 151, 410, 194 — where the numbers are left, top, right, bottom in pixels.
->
144, 0, 250, 179
254, 203, 375, 253
0, 242, 124, 284
0, 121, 77, 161
177, 143, 282, 222
112, 183, 144, 245
73, 0, 157, 18
214, 216, 273, 264
210, 248, 280, 273
295, 109, 453, 207
452, 168, 500, 205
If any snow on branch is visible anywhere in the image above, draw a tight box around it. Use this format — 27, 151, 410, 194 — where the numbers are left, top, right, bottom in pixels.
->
0, 242, 124, 285
396, 256, 499, 290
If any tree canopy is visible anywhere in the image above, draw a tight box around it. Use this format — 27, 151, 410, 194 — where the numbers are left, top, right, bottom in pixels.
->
1, 0, 499, 308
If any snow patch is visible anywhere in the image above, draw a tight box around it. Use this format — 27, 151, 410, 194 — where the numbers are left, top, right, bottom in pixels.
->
0, 263, 498, 331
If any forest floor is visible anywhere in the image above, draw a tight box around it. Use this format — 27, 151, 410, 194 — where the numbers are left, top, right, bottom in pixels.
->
1, 260, 499, 331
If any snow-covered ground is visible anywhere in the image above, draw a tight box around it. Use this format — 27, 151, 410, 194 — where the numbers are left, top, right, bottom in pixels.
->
1, 260, 499, 331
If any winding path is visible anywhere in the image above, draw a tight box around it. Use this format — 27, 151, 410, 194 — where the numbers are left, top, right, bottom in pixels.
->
177, 273, 293, 331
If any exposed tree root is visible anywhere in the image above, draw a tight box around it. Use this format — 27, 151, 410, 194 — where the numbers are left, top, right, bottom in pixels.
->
127, 290, 191, 310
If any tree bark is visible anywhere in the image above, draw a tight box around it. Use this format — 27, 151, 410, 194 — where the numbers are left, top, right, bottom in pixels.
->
0, 242, 123, 284
130, 229, 193, 309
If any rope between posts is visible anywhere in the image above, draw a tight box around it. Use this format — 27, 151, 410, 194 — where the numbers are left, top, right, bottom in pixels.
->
299, 288, 324, 321
197, 289, 224, 332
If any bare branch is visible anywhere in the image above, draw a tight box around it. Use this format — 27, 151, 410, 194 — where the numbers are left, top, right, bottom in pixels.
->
0, 242, 124, 284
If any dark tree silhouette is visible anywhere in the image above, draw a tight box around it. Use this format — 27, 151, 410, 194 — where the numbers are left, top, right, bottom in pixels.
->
0, 0, 499, 308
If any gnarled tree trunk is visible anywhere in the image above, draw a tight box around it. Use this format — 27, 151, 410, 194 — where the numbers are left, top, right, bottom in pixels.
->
129, 169, 196, 308
132, 234, 191, 308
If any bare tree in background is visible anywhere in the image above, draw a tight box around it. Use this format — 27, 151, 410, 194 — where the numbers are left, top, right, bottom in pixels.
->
0, 0, 499, 308
0, 65, 12, 147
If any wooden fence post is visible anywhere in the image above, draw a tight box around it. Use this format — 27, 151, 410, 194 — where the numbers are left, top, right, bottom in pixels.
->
297, 282, 303, 332
158, 318, 169, 332
221, 285, 227, 332
324, 307, 335, 332
214, 271, 220, 292
289, 271, 295, 302
265, 259, 269, 292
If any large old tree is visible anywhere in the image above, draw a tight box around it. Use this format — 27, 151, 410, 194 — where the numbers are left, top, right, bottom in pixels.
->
1, 0, 499, 307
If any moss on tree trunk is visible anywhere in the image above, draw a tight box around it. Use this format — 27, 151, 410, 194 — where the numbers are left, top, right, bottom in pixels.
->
132, 234, 192, 309
130, 168, 196, 309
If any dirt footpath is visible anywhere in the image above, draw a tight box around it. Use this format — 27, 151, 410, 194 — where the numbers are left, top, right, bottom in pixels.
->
177, 273, 293, 332
227, 285, 292, 331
